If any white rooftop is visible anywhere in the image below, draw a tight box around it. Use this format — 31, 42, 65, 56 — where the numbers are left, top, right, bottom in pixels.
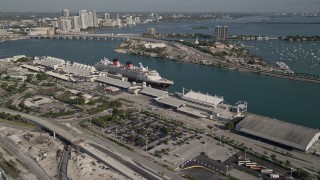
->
183, 90, 224, 106
177, 106, 208, 118
21, 64, 41, 72
62, 62, 97, 77
96, 76, 131, 89
140, 86, 168, 98
37, 56, 66, 68
45, 71, 70, 81
155, 96, 185, 108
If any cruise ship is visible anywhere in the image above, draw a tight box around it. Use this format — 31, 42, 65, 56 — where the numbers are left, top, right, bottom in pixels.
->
95, 58, 174, 88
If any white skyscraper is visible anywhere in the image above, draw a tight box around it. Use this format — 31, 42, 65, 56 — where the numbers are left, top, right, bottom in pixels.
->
79, 10, 88, 29
72, 16, 80, 30
64, 19, 72, 31
126, 16, 133, 25
93, 10, 97, 27
58, 19, 66, 31
134, 17, 140, 24
87, 12, 94, 27
62, 9, 70, 17
104, 13, 110, 20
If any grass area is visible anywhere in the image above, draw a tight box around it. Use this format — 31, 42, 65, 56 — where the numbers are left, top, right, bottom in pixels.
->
0, 118, 37, 129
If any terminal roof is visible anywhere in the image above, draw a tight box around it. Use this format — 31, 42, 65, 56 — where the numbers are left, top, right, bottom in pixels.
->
140, 86, 168, 98
155, 96, 185, 109
96, 76, 131, 89
236, 114, 320, 151
183, 91, 223, 106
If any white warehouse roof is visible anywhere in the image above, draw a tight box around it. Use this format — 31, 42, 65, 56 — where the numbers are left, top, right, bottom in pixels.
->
96, 76, 131, 89
140, 86, 168, 98
155, 96, 185, 109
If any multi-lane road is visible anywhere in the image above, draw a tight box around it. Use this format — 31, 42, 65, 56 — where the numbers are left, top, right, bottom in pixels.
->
0, 107, 183, 180
0, 137, 52, 180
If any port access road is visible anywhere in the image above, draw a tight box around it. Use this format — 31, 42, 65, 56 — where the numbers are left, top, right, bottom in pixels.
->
0, 137, 52, 180
0, 107, 183, 180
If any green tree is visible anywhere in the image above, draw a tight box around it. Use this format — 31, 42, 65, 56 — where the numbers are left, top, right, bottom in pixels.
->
25, 74, 33, 82
285, 160, 291, 166
139, 138, 147, 146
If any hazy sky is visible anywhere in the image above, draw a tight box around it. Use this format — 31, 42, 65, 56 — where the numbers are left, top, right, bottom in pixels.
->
1, 0, 319, 13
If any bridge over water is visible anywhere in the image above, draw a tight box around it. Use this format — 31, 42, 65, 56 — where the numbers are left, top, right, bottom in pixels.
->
29, 33, 142, 41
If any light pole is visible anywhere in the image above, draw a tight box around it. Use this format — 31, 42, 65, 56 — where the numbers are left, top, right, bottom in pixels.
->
226, 164, 229, 176
244, 149, 247, 160
115, 129, 118, 138
145, 139, 148, 152
290, 168, 293, 179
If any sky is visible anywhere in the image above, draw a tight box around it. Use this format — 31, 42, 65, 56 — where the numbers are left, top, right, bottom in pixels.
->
0, 0, 319, 13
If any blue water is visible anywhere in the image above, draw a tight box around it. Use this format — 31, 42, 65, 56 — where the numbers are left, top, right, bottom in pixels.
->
0, 39, 319, 129
96, 16, 320, 37
1, 16, 320, 128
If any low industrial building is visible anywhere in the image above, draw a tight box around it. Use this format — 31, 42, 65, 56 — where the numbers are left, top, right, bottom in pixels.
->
21, 64, 42, 72
155, 96, 185, 109
96, 76, 131, 89
139, 86, 168, 98
45, 71, 73, 82
155, 89, 245, 120
236, 114, 320, 151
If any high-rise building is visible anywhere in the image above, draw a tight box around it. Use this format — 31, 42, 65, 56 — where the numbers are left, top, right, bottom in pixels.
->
134, 17, 140, 24
147, 28, 156, 35
87, 12, 94, 27
64, 19, 72, 31
214, 25, 228, 40
72, 16, 80, 30
79, 10, 88, 29
126, 16, 133, 25
37, 19, 48, 27
51, 21, 58, 28
93, 10, 97, 27
104, 13, 110, 20
58, 19, 66, 31
116, 14, 121, 27
62, 9, 70, 17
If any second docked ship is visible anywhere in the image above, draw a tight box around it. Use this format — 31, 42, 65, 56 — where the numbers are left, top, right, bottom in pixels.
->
95, 58, 174, 88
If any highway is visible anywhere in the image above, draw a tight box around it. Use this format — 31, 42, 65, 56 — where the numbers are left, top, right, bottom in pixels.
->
0, 137, 52, 180
0, 107, 183, 180
90, 143, 163, 180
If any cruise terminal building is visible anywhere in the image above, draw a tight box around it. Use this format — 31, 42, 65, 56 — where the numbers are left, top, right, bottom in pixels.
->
236, 114, 320, 151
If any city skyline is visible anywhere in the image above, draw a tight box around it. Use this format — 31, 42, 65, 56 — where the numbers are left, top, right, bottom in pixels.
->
1, 0, 320, 13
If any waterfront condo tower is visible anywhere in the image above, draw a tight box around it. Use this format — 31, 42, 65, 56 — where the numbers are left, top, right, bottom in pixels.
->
214, 25, 228, 40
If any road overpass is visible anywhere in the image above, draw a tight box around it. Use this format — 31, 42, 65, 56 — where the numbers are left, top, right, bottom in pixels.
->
0, 107, 158, 180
